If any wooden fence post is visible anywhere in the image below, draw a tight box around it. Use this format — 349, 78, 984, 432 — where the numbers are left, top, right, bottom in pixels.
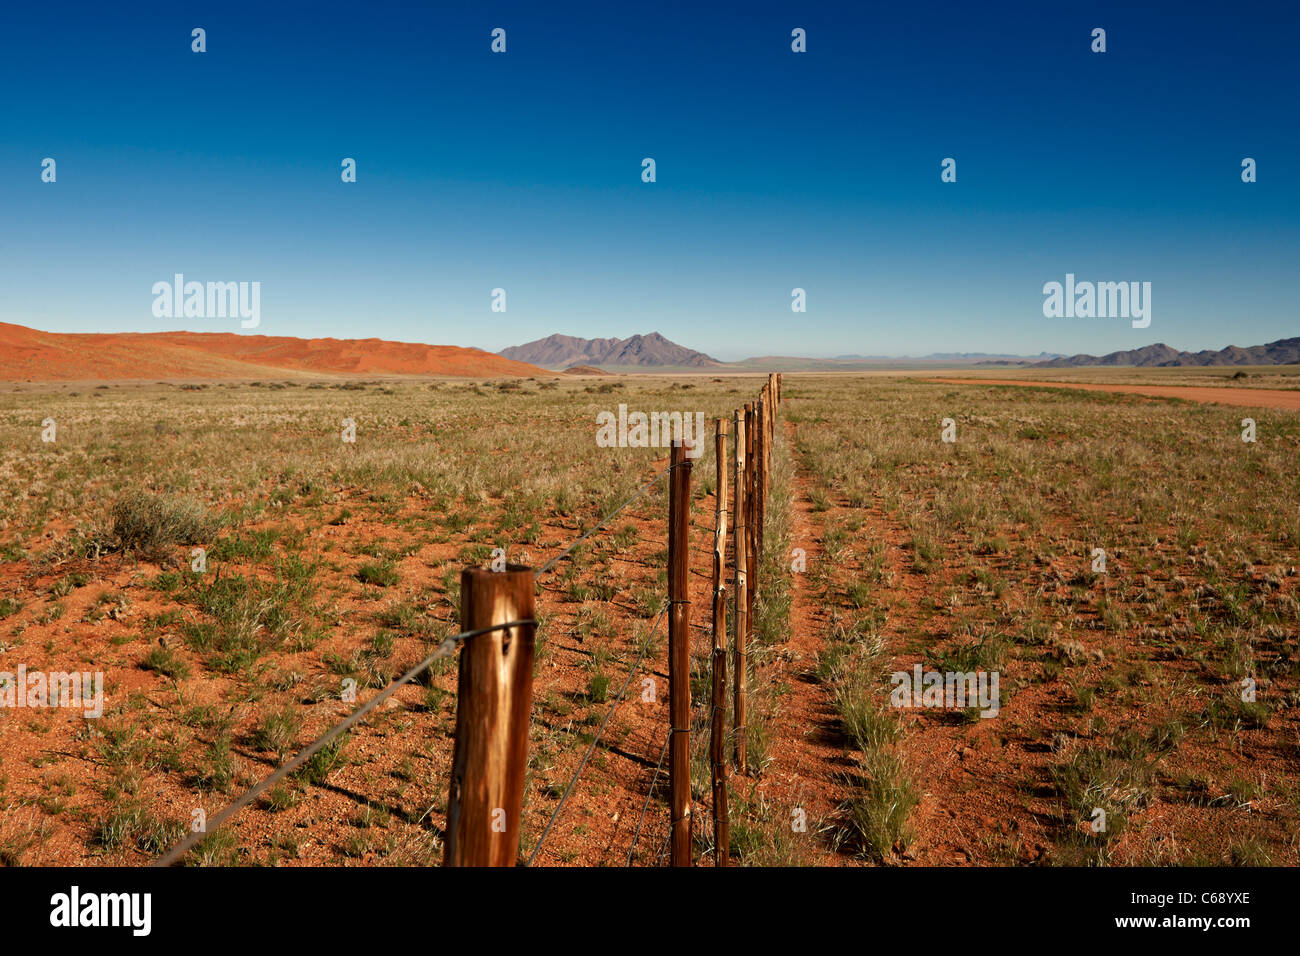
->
744, 403, 757, 605
668, 438, 693, 866
710, 419, 730, 866
444, 565, 536, 867
759, 382, 769, 502
746, 401, 758, 626
767, 377, 776, 449
732, 407, 748, 775
759, 387, 769, 463
755, 395, 766, 566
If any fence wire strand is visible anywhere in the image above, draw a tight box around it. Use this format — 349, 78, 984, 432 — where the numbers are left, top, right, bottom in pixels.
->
152, 400, 777, 868
624, 731, 671, 866
153, 617, 536, 867
537, 460, 675, 577
524, 603, 667, 866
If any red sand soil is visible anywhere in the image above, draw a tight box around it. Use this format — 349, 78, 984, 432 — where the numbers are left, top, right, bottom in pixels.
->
0, 322, 546, 381
924, 377, 1300, 412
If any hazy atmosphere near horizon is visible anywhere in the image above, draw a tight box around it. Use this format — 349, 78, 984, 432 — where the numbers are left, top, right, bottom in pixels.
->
2, 0, 1296, 360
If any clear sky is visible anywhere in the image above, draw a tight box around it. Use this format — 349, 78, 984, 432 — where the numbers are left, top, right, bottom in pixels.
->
1, 0, 1295, 360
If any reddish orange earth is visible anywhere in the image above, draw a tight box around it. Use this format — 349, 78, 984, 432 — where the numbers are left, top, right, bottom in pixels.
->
0, 322, 546, 381
924, 378, 1300, 412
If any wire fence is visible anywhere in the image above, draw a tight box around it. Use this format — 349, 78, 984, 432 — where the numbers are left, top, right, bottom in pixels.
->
536, 461, 674, 577
525, 603, 668, 865
153, 617, 535, 867
154, 451, 681, 867
154, 375, 780, 867
625, 732, 671, 866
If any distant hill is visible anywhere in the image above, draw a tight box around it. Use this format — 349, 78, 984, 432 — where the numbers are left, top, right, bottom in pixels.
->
0, 322, 545, 381
834, 352, 1061, 362
1033, 338, 1300, 369
500, 332, 721, 369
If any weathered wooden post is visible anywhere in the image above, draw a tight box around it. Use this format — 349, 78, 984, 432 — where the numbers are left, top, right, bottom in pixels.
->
745, 402, 757, 611
710, 419, 730, 865
763, 380, 770, 440
444, 565, 536, 866
755, 395, 767, 566
668, 438, 693, 866
759, 385, 769, 463
765, 380, 774, 528
767, 377, 776, 449
734, 406, 750, 774
768, 380, 775, 453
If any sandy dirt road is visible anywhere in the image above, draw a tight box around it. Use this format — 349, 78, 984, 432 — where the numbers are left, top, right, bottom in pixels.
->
923, 378, 1300, 412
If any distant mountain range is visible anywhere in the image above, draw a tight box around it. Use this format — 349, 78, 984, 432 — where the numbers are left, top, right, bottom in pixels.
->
10, 321, 1295, 383
1033, 338, 1300, 369
504, 332, 1300, 372
501, 334, 1064, 370
499, 332, 721, 369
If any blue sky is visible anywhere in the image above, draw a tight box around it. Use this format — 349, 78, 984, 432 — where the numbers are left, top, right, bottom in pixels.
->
1, 0, 1295, 360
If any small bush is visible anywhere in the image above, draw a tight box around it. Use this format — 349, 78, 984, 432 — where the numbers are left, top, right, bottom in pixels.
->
356, 560, 399, 587
844, 750, 918, 861
141, 644, 190, 681
252, 708, 302, 761
110, 491, 221, 558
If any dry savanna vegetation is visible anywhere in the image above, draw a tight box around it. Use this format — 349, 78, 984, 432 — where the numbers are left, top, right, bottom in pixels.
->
0, 371, 1296, 866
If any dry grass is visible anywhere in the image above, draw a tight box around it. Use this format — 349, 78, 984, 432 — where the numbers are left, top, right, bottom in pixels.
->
0, 375, 747, 865
789, 372, 1299, 865
1, 371, 1295, 866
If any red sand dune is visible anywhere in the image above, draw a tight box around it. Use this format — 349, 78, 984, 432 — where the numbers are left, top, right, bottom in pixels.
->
0, 322, 546, 381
